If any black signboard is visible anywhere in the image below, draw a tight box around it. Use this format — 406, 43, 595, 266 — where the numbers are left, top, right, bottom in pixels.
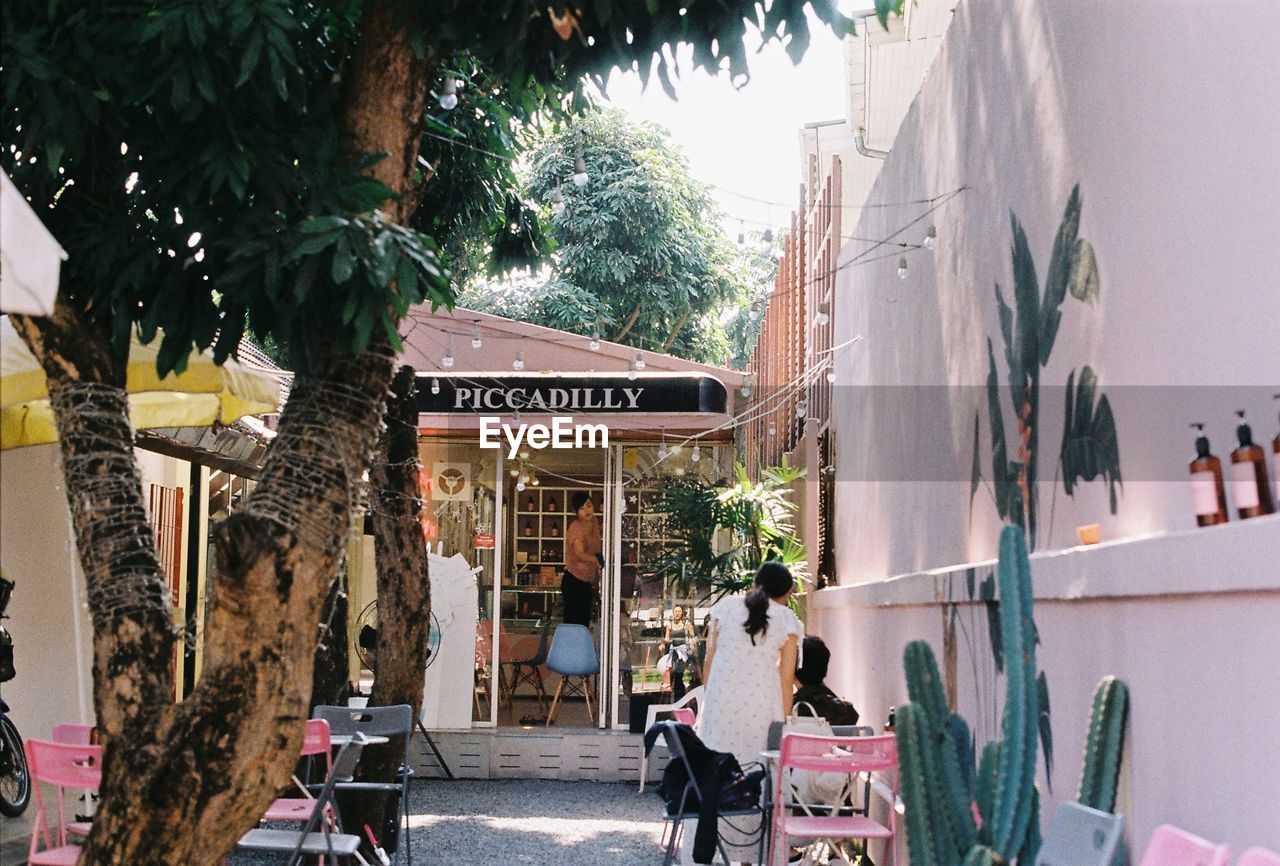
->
415, 374, 728, 415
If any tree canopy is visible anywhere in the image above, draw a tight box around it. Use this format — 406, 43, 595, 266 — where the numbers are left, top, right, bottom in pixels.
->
461, 108, 779, 365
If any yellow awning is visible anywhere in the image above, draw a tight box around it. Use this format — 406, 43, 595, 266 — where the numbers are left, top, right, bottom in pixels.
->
1, 315, 283, 450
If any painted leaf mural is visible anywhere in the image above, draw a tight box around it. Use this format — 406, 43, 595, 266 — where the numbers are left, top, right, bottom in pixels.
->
1061, 365, 1123, 513
973, 185, 1120, 547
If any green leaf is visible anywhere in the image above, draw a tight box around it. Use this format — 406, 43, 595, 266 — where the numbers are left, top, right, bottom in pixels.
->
1039, 184, 1081, 364
1069, 239, 1100, 304
351, 305, 374, 355
331, 246, 356, 284
1059, 366, 1122, 512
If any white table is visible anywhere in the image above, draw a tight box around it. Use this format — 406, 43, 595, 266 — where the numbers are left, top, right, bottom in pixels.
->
330, 734, 389, 747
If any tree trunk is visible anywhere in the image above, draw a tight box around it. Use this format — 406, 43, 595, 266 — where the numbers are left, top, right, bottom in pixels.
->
16, 300, 397, 865
612, 302, 643, 342
348, 366, 431, 850
311, 577, 351, 709
10, 3, 434, 863
660, 309, 692, 353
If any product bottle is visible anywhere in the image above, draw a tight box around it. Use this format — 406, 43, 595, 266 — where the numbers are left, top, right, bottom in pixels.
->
1273, 395, 1280, 503
1188, 424, 1229, 527
523, 520, 533, 537
1229, 410, 1275, 519
884, 706, 896, 732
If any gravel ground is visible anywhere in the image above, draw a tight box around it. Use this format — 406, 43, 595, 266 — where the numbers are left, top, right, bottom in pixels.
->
230, 778, 671, 865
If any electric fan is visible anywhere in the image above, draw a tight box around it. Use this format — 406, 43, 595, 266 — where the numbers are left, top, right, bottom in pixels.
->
354, 600, 443, 672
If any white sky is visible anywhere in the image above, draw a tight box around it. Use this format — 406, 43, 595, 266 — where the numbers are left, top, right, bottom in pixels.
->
601, 8, 853, 239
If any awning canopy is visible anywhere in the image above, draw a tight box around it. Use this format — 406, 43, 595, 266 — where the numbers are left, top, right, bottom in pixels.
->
0, 172, 66, 317
1, 315, 283, 450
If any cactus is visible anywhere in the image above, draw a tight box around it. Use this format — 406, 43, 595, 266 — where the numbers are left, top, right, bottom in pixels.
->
988, 525, 1039, 859
1078, 676, 1129, 812
895, 525, 1129, 865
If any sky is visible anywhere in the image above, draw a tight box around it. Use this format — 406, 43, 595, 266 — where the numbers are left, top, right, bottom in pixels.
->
600, 8, 854, 239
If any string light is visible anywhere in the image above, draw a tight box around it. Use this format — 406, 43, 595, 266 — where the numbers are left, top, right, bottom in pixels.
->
634, 352, 646, 371
589, 325, 601, 351
516, 480, 526, 491
923, 224, 937, 250
442, 338, 455, 368
740, 375, 754, 398
509, 466, 520, 477
513, 350, 524, 371
471, 325, 483, 349
796, 397, 808, 419
691, 445, 701, 463
813, 302, 830, 327
658, 432, 669, 460
572, 154, 589, 187
431, 377, 440, 395
438, 79, 458, 111
826, 369, 837, 384
737, 220, 745, 248
897, 257, 909, 280
768, 421, 777, 436
627, 358, 638, 381
551, 188, 565, 216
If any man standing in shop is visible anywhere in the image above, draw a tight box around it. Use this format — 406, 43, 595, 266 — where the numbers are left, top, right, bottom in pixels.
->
563, 491, 602, 625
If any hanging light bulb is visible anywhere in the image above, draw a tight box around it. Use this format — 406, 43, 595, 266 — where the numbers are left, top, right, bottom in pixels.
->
736, 221, 745, 248
740, 376, 754, 398
796, 398, 808, 419
471, 325, 483, 349
768, 421, 777, 436
438, 78, 458, 110
516, 480, 526, 492
923, 224, 937, 250
589, 325, 601, 351
627, 358, 638, 381
691, 445, 701, 463
513, 350, 525, 371
897, 257, 909, 280
674, 466, 686, 477
572, 154, 589, 187
431, 377, 440, 395
813, 301, 830, 327
658, 434, 669, 460
519, 449, 530, 460
442, 339, 455, 368
826, 369, 837, 384
530, 475, 540, 487
519, 471, 530, 484
761, 228, 774, 252
551, 188, 565, 216
509, 466, 520, 477
634, 352, 645, 371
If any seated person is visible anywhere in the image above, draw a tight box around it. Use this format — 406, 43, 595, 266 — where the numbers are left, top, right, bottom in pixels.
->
793, 636, 860, 726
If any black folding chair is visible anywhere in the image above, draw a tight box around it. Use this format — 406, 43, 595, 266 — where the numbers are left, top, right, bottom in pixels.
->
314, 704, 415, 865
236, 734, 367, 865
652, 721, 767, 866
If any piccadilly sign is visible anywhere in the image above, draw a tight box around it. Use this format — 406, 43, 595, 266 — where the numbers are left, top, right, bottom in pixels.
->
415, 374, 728, 415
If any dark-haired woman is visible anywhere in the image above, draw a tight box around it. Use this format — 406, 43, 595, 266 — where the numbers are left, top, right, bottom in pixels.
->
685, 562, 802, 864
562, 491, 602, 626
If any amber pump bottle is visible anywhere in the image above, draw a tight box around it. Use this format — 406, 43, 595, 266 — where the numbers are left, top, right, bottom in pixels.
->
1272, 395, 1280, 504
1188, 424, 1229, 527
1229, 410, 1275, 519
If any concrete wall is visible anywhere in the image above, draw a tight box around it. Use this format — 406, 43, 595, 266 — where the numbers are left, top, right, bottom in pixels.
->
0, 445, 93, 742
831, 0, 1280, 582
811, 513, 1280, 856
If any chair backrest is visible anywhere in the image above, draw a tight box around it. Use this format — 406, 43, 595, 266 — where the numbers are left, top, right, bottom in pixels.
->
655, 721, 708, 809
313, 704, 413, 740
777, 731, 898, 776
546, 624, 599, 676
1138, 824, 1231, 866
26, 739, 103, 789
293, 733, 367, 858
1239, 848, 1280, 866
1035, 801, 1126, 866
51, 723, 95, 745
299, 718, 332, 758
528, 618, 555, 665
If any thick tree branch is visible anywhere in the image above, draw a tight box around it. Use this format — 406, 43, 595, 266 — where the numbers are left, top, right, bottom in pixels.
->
612, 302, 643, 342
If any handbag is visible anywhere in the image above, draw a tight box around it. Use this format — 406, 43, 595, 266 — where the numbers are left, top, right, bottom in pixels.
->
782, 703, 848, 810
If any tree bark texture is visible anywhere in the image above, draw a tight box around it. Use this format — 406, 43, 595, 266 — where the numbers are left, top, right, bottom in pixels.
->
10, 4, 433, 864
17, 299, 396, 865
349, 366, 431, 847
310, 578, 351, 709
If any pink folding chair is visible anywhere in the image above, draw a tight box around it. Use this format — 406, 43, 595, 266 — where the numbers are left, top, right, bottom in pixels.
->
51, 723, 95, 745
1138, 824, 1231, 866
1239, 848, 1280, 866
770, 732, 898, 866
25, 739, 103, 866
261, 718, 333, 823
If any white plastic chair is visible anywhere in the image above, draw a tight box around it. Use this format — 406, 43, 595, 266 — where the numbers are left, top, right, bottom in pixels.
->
639, 685, 703, 792
1035, 801, 1126, 866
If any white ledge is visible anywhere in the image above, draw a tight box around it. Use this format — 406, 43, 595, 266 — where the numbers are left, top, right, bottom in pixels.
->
812, 513, 1280, 609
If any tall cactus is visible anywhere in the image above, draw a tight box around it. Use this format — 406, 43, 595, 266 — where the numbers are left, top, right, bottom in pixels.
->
988, 525, 1039, 859
1078, 676, 1129, 812
895, 525, 1129, 865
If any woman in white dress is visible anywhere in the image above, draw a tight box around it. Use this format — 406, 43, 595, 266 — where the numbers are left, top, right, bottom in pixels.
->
685, 562, 803, 864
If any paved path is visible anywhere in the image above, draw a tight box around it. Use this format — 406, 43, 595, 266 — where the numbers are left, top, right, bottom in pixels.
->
231, 778, 670, 866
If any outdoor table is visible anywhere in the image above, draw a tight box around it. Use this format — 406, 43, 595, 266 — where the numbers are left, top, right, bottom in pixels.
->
330, 734, 389, 747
